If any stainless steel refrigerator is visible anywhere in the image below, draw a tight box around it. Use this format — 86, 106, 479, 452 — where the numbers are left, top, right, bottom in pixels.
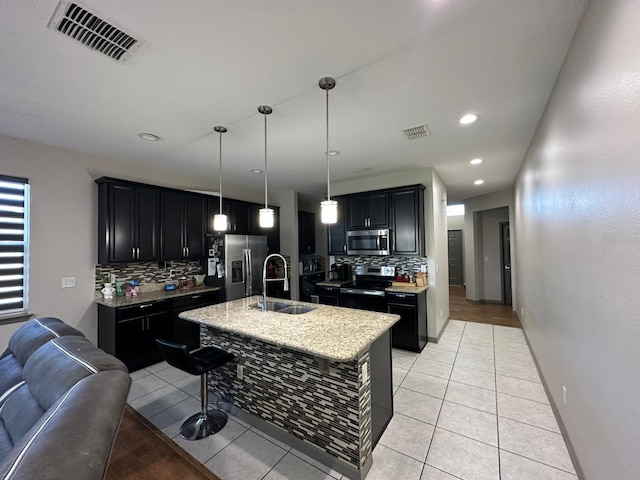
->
207, 235, 268, 301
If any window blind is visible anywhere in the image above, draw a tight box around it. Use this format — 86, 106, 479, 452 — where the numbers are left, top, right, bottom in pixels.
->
0, 175, 29, 317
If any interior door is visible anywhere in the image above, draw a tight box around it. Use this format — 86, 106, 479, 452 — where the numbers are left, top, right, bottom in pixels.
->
500, 222, 512, 305
448, 230, 464, 285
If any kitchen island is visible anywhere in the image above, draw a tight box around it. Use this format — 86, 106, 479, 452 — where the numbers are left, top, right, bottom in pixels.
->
179, 296, 399, 480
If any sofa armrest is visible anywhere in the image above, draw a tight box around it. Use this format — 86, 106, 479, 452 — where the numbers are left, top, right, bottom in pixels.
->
0, 370, 131, 480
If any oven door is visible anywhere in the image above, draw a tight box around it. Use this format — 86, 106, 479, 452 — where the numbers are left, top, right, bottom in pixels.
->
346, 229, 391, 255
339, 288, 387, 312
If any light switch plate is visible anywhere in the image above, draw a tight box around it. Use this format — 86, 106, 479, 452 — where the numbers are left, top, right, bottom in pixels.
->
61, 277, 76, 288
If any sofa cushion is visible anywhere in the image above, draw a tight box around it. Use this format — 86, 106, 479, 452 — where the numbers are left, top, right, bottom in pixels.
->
0, 335, 128, 457
0, 370, 131, 480
0, 318, 84, 405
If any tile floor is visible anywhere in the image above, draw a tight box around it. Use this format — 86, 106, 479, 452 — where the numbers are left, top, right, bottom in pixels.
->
128, 320, 577, 480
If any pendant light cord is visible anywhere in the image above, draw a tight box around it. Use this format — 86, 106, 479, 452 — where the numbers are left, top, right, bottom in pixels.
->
218, 130, 223, 215
326, 86, 331, 201
264, 113, 268, 209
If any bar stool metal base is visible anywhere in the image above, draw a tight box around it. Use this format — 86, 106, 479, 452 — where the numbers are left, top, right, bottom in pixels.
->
180, 409, 228, 440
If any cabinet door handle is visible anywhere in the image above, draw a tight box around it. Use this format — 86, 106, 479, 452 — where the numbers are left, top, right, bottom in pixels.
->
191, 295, 201, 299
141, 319, 145, 331
186, 247, 189, 257
139, 304, 153, 308
137, 247, 140, 259
343, 244, 346, 253
132, 247, 136, 259
146, 318, 149, 330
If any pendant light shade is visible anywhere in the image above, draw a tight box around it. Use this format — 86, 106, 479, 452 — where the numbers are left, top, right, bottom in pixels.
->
213, 125, 228, 232
319, 77, 338, 224
258, 105, 275, 229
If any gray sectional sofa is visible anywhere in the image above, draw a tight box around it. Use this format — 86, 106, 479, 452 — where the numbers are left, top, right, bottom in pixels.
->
0, 317, 131, 480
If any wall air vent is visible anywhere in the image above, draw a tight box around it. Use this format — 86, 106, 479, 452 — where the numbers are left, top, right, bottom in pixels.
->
47, 1, 144, 64
402, 124, 432, 140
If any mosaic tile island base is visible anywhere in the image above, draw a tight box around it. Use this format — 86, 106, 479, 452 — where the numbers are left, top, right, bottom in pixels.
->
179, 296, 399, 480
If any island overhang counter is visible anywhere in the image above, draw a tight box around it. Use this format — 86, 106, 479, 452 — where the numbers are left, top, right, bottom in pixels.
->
179, 296, 400, 480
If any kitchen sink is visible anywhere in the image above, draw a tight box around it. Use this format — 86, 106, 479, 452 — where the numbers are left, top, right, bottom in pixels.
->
277, 305, 315, 315
249, 301, 315, 315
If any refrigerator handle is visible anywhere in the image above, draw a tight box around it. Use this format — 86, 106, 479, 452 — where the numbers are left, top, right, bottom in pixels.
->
246, 248, 253, 296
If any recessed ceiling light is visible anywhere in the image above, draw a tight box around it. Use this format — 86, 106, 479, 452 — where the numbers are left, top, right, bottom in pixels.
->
474, 179, 484, 185
459, 114, 479, 125
470, 158, 483, 165
137, 132, 160, 141
326, 150, 340, 156
251, 169, 263, 174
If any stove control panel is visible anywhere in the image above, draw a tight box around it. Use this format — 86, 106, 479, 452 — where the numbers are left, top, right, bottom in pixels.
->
354, 265, 396, 277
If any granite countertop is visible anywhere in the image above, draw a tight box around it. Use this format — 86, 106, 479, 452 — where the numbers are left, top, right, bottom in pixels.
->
385, 285, 428, 294
94, 285, 222, 307
179, 296, 399, 362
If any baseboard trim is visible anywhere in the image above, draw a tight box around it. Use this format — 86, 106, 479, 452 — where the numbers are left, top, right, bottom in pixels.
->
520, 324, 585, 479
465, 298, 505, 305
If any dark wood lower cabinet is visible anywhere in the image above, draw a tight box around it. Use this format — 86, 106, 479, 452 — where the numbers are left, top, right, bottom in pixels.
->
98, 290, 221, 371
169, 291, 220, 351
98, 301, 170, 372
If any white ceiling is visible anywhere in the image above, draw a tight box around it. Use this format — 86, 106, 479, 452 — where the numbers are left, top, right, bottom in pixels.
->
0, 0, 587, 203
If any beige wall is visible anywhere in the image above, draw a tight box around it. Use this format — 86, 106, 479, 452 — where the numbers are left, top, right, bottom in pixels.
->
427, 170, 450, 337
0, 134, 262, 350
513, 0, 640, 477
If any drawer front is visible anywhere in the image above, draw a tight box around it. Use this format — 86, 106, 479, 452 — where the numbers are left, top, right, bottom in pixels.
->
117, 300, 168, 320
170, 291, 219, 310
386, 292, 417, 305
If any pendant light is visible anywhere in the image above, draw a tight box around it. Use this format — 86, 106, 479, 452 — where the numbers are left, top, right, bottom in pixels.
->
258, 105, 275, 228
213, 125, 228, 231
319, 77, 338, 224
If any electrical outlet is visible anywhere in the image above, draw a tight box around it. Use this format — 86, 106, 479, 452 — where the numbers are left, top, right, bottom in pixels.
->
237, 364, 244, 380
420, 264, 427, 273
562, 386, 567, 406
61, 277, 76, 288
169, 269, 176, 278
362, 362, 369, 383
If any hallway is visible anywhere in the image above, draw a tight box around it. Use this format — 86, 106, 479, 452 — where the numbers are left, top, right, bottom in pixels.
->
449, 286, 521, 328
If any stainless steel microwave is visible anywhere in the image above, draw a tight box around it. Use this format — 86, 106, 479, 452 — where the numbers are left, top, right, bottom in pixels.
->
346, 229, 391, 255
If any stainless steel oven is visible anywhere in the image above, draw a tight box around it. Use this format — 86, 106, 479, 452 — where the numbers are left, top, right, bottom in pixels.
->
339, 265, 395, 312
346, 229, 391, 256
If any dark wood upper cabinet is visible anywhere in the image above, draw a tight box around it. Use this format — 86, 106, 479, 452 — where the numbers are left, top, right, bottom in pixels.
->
327, 196, 347, 255
207, 198, 252, 235
298, 211, 316, 254
97, 179, 159, 264
348, 192, 389, 230
160, 191, 205, 260
97, 177, 280, 264
390, 186, 425, 256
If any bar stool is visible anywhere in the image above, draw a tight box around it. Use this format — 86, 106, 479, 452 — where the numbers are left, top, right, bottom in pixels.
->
156, 339, 234, 440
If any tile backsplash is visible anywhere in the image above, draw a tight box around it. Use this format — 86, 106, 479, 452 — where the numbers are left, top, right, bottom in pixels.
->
332, 255, 428, 277
95, 259, 203, 291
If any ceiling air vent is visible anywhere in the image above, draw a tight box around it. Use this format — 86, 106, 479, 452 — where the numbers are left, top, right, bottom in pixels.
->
47, 1, 144, 64
402, 124, 432, 140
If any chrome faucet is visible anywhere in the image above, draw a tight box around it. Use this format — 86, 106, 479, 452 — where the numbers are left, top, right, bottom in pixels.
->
262, 253, 289, 311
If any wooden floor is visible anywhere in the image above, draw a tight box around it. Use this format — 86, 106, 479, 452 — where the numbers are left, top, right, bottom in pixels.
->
449, 285, 521, 328
107, 405, 220, 480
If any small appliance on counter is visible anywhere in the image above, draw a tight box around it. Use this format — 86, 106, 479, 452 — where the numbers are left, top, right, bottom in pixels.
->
329, 263, 351, 281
